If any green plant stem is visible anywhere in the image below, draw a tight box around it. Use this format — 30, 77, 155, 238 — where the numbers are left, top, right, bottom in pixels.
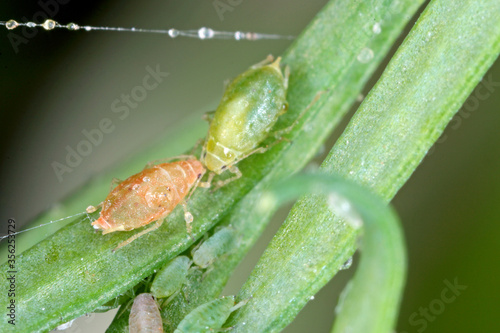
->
264, 173, 405, 333
226, 0, 500, 332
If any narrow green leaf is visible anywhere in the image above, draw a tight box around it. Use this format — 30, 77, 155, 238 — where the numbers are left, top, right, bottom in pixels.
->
263, 173, 406, 333
227, 0, 500, 332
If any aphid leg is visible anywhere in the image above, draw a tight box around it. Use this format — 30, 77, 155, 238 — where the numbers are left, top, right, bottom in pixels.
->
237, 146, 268, 160
213, 327, 236, 332
116, 298, 134, 319
213, 165, 243, 190
250, 54, 274, 69
202, 110, 216, 123
113, 219, 164, 252
190, 138, 205, 155
283, 65, 290, 90
160, 289, 181, 308
200, 265, 216, 281
186, 170, 210, 201
144, 155, 198, 169
116, 285, 140, 319
222, 78, 232, 92
211, 145, 271, 191
109, 177, 122, 191
198, 172, 214, 189
179, 173, 208, 239
230, 298, 250, 312
206, 299, 250, 332
272, 90, 326, 139
190, 237, 207, 257
181, 201, 195, 240
217, 299, 251, 331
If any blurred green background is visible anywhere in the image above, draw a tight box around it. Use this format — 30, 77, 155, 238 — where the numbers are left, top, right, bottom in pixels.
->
0, 1, 498, 332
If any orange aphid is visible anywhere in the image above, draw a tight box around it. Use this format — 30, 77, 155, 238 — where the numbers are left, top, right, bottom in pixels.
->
92, 159, 206, 250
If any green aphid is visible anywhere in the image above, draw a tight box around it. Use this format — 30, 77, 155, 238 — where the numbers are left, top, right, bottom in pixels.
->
151, 256, 191, 299
201, 56, 289, 186
174, 295, 246, 333
192, 227, 236, 268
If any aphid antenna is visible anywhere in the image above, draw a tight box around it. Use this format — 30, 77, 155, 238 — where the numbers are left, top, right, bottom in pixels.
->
0, 211, 88, 241
116, 298, 135, 319
230, 298, 250, 312
0, 19, 295, 41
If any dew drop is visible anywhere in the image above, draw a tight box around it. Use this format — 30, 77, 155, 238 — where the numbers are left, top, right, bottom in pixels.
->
132, 184, 140, 190
84, 26, 92, 31
168, 29, 179, 38
246, 32, 257, 40
257, 192, 278, 213
234, 31, 244, 40
341, 257, 353, 270
27, 22, 36, 28
42, 19, 56, 30
184, 212, 194, 223
5, 20, 19, 30
198, 27, 214, 39
143, 176, 150, 182
327, 193, 363, 230
86, 205, 97, 213
372, 22, 382, 34
310, 295, 315, 300
357, 47, 374, 63
66, 22, 80, 31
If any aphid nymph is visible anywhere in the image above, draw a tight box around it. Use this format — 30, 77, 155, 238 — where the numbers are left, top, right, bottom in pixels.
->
91, 158, 206, 250
150, 255, 191, 299
129, 293, 163, 333
174, 295, 247, 333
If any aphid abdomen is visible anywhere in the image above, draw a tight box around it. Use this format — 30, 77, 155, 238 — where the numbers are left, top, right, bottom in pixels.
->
92, 160, 205, 234
129, 293, 163, 333
203, 58, 288, 173
156, 160, 202, 200
174, 296, 236, 333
